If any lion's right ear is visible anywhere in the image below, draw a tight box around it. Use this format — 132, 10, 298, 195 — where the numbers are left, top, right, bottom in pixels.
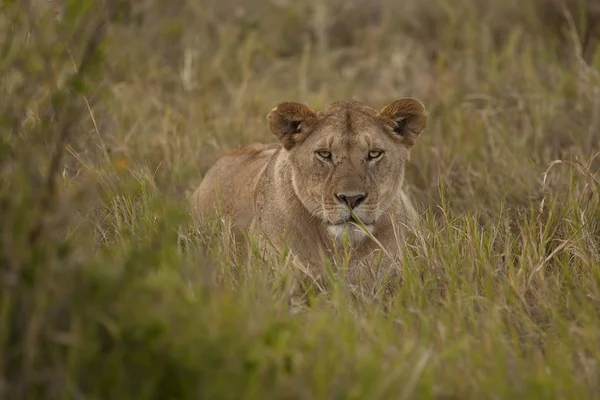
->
268, 102, 317, 150
378, 98, 427, 148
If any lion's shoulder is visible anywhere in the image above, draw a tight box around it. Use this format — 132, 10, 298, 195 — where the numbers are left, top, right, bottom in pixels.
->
224, 143, 279, 159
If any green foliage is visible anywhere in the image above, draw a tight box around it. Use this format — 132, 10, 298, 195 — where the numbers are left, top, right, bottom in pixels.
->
1, 0, 600, 399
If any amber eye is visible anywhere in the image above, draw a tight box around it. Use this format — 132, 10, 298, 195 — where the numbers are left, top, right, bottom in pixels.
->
368, 150, 383, 160
316, 150, 332, 160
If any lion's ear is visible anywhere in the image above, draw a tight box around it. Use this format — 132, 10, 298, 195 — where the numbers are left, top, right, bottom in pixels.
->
378, 98, 427, 146
268, 102, 317, 150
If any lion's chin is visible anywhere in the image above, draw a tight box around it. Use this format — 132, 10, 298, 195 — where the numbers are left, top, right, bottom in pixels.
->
326, 223, 374, 245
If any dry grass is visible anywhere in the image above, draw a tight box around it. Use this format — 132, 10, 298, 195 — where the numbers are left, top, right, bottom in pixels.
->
2, 0, 600, 398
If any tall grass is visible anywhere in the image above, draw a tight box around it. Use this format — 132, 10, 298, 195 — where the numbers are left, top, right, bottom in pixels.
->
1, 0, 600, 398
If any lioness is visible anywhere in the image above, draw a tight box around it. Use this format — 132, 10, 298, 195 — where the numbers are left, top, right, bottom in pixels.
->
192, 98, 426, 269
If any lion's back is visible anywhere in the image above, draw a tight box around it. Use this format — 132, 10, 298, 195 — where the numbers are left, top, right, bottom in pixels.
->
191, 143, 279, 229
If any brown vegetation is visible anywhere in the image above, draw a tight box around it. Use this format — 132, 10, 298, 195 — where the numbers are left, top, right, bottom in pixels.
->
2, 0, 600, 398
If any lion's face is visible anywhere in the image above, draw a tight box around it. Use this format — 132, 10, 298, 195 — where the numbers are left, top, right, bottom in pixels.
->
268, 99, 426, 241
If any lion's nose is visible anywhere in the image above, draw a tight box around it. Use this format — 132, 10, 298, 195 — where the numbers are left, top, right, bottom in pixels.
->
336, 193, 367, 209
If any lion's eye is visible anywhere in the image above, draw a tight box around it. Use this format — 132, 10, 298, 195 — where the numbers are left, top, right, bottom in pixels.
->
368, 150, 383, 160
316, 150, 332, 160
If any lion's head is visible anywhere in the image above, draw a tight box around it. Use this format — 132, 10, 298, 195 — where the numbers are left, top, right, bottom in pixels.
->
267, 99, 426, 242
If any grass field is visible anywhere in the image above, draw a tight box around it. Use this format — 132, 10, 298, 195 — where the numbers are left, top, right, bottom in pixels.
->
2, 0, 600, 398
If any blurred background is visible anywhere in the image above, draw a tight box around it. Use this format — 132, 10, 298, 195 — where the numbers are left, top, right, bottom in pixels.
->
8, 0, 600, 212
2, 0, 600, 398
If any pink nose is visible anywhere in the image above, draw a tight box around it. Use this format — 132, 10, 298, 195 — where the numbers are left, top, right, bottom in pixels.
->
336, 193, 367, 209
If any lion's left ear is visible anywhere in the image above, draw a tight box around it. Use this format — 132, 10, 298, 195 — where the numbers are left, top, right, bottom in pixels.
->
267, 102, 317, 150
378, 98, 427, 146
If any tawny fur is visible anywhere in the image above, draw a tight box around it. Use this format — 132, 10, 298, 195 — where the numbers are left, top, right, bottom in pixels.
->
192, 99, 427, 269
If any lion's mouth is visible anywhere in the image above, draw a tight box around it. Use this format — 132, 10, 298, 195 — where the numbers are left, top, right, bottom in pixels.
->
331, 215, 372, 227
326, 216, 375, 240
345, 215, 359, 224
330, 216, 355, 226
